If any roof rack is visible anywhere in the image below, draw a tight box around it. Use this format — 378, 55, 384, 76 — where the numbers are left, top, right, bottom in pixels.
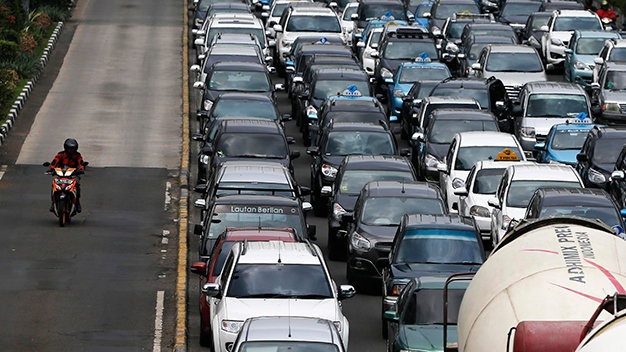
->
388, 27, 432, 39
215, 186, 297, 197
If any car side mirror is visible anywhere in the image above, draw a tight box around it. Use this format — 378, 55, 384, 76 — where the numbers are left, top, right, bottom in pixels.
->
190, 261, 207, 275
273, 24, 283, 32
282, 113, 293, 121
534, 142, 546, 151
194, 198, 206, 209
190, 64, 201, 73
422, 12, 431, 18
495, 100, 506, 111
339, 285, 356, 300
286, 136, 296, 144
576, 153, 588, 162
192, 133, 204, 141
594, 57, 604, 66
193, 81, 205, 89
611, 170, 625, 181
471, 62, 481, 70
351, 13, 358, 20
399, 148, 411, 157
411, 132, 424, 141
383, 310, 399, 322
436, 163, 447, 173
193, 38, 204, 46
302, 201, 313, 212
194, 224, 203, 236
299, 186, 311, 196
274, 83, 285, 91
453, 188, 468, 197
487, 197, 500, 209
370, 51, 379, 58
202, 283, 221, 297
564, 48, 573, 55
194, 184, 208, 193
341, 212, 354, 222
356, 41, 365, 48
268, 39, 276, 47
540, 25, 549, 32
590, 82, 601, 90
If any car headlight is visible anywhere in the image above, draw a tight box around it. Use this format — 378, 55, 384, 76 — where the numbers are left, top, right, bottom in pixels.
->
203, 99, 213, 111
425, 154, 441, 170
381, 67, 393, 79
333, 321, 342, 332
602, 102, 620, 112
321, 164, 338, 178
550, 38, 563, 46
574, 60, 590, 70
502, 215, 512, 230
520, 126, 535, 138
393, 89, 404, 98
221, 320, 243, 333
452, 177, 465, 189
332, 203, 347, 221
351, 231, 371, 250
470, 205, 490, 217
200, 155, 209, 165
306, 105, 318, 119
588, 168, 606, 184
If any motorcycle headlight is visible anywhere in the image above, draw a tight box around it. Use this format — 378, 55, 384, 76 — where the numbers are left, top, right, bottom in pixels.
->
221, 320, 243, 333
520, 126, 535, 138
588, 168, 606, 184
393, 89, 404, 98
425, 154, 441, 170
351, 231, 371, 251
470, 205, 491, 218
551, 38, 563, 46
332, 203, 347, 221
54, 179, 73, 185
452, 177, 465, 189
321, 164, 338, 178
574, 60, 590, 70
602, 102, 620, 112
203, 99, 213, 111
381, 67, 393, 79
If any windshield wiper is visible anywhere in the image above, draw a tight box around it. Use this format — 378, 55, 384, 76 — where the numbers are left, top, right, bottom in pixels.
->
233, 293, 290, 298
290, 294, 333, 299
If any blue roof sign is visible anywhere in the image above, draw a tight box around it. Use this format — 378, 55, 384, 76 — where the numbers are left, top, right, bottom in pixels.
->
380, 11, 395, 20
341, 85, 362, 97
415, 52, 431, 62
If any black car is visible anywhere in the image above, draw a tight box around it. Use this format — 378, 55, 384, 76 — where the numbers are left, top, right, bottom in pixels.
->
425, 0, 480, 35
610, 145, 626, 209
411, 109, 499, 180
290, 55, 362, 102
576, 125, 626, 190
399, 80, 439, 138
496, 0, 542, 34
381, 214, 484, 331
459, 22, 519, 48
200, 92, 289, 132
198, 119, 299, 182
306, 121, 407, 215
293, 67, 372, 145
524, 187, 626, 237
354, 0, 409, 32
519, 12, 551, 54
326, 156, 418, 260
286, 43, 355, 94
346, 181, 455, 291
429, 76, 512, 132
193, 194, 315, 258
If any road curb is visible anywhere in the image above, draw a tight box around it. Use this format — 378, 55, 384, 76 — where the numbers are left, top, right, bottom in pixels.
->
0, 21, 65, 148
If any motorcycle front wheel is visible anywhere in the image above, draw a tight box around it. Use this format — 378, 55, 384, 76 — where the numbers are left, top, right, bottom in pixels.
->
58, 199, 67, 227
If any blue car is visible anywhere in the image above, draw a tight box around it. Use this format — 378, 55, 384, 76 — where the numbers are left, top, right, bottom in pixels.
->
386, 55, 451, 121
564, 30, 621, 88
413, 0, 434, 28
534, 120, 597, 166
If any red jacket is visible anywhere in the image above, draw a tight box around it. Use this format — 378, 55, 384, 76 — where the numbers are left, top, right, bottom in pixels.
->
50, 151, 84, 170
597, 8, 617, 21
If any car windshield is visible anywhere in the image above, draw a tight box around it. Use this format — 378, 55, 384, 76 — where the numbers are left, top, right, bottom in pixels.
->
526, 94, 588, 117
212, 100, 278, 119
343, 4, 358, 20
604, 70, 626, 90
501, 2, 541, 16
506, 180, 582, 207
361, 197, 445, 226
227, 264, 333, 298
468, 39, 515, 60
447, 22, 468, 39
434, 3, 479, 19
240, 342, 340, 352
530, 14, 550, 30
429, 119, 498, 144
421, 103, 480, 128
362, 4, 407, 20
576, 37, 611, 55
208, 27, 267, 47
325, 131, 395, 155
383, 41, 439, 60
207, 205, 304, 238
208, 70, 271, 91
217, 133, 286, 158
402, 288, 466, 325
287, 15, 341, 32
396, 228, 484, 264
399, 66, 451, 83
216, 182, 295, 197
339, 170, 415, 194
554, 16, 601, 31
431, 88, 489, 107
324, 111, 387, 125
608, 47, 626, 61
313, 80, 369, 99
486, 52, 543, 72
271, 3, 289, 17
539, 205, 621, 227
455, 146, 523, 170
473, 168, 505, 194
593, 137, 626, 164
551, 129, 590, 150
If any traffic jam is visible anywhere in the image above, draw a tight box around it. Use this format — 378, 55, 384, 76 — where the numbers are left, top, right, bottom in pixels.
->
187, 0, 626, 350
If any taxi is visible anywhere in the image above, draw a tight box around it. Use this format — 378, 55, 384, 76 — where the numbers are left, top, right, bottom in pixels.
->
534, 120, 596, 166
386, 55, 451, 121
454, 156, 531, 240
438, 131, 526, 213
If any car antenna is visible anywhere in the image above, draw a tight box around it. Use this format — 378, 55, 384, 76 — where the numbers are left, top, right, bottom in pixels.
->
277, 243, 282, 264
401, 180, 406, 194
258, 216, 262, 231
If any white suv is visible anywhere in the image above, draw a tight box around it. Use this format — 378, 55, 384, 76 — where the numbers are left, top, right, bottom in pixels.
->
540, 10, 602, 70
204, 241, 354, 352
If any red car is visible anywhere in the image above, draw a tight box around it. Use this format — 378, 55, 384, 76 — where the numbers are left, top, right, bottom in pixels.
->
189, 227, 299, 346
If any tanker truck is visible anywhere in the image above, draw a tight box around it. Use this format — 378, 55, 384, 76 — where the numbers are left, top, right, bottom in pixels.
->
456, 216, 626, 352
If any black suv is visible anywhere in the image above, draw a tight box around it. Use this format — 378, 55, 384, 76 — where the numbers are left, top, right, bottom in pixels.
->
428, 76, 512, 132
576, 126, 626, 190
609, 145, 626, 209
353, 0, 410, 32
314, 96, 387, 144
326, 156, 417, 260
345, 182, 450, 289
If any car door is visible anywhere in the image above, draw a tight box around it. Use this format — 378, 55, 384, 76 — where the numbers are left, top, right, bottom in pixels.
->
210, 251, 236, 334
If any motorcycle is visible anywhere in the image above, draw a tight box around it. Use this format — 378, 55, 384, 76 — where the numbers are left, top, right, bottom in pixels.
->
601, 17, 616, 31
43, 161, 87, 226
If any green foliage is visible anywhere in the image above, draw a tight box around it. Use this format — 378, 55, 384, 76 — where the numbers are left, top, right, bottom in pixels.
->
31, 0, 73, 9
0, 0, 26, 32
0, 39, 19, 61
10, 52, 42, 78
35, 4, 69, 21
0, 28, 19, 42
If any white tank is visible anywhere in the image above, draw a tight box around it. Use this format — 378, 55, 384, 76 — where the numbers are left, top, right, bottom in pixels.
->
457, 217, 626, 352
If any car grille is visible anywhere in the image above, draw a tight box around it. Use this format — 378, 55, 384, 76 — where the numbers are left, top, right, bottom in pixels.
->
505, 85, 521, 101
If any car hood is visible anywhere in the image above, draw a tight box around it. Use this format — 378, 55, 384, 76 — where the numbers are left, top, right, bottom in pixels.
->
500, 15, 529, 25
390, 263, 481, 278
426, 142, 450, 161
546, 149, 579, 165
359, 223, 399, 240
602, 89, 626, 102
552, 31, 574, 42
334, 192, 358, 212
222, 297, 341, 321
504, 206, 527, 222
217, 156, 289, 168
398, 324, 458, 351
495, 72, 547, 86
574, 53, 599, 66
522, 117, 572, 136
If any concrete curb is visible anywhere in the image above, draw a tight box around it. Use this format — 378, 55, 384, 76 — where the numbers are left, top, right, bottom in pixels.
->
0, 20, 65, 147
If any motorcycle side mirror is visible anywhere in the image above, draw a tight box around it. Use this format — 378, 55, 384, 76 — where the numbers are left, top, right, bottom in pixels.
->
43, 162, 51, 167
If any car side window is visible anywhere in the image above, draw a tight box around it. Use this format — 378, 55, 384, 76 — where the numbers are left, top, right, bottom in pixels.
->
220, 252, 235, 291
466, 166, 476, 192
497, 171, 509, 202
446, 139, 457, 172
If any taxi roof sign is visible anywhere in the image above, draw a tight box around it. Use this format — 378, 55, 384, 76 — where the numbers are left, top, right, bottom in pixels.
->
495, 148, 520, 161
415, 52, 431, 62
380, 11, 395, 21
566, 112, 592, 124
340, 85, 362, 97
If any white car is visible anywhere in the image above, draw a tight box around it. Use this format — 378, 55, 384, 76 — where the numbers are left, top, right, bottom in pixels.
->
540, 9, 603, 70
438, 131, 526, 213
358, 26, 384, 76
340, 2, 358, 45
455, 159, 532, 240
205, 241, 354, 352
488, 163, 584, 247
263, 0, 311, 30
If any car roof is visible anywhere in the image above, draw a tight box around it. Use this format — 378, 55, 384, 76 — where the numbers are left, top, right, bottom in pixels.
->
574, 30, 620, 39
487, 44, 537, 53
290, 6, 337, 15
553, 122, 596, 131
327, 122, 389, 132
457, 131, 520, 147
242, 316, 340, 344
431, 109, 495, 120
213, 194, 300, 206
403, 214, 474, 230
362, 180, 442, 198
522, 81, 586, 94
218, 161, 291, 184
208, 45, 259, 56
223, 227, 298, 241
508, 164, 581, 182
533, 188, 615, 207
473, 160, 534, 171
220, 119, 282, 133
343, 155, 413, 171
236, 241, 320, 265
433, 77, 491, 89
606, 38, 626, 48
313, 68, 369, 79
424, 96, 480, 104
556, 9, 597, 17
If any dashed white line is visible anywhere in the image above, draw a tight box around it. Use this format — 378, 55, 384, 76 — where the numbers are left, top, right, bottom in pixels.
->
0, 165, 7, 181
153, 290, 165, 352
164, 182, 172, 211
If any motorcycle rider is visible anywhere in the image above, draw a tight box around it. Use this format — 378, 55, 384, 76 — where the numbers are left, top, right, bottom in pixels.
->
597, 0, 618, 26
49, 138, 84, 213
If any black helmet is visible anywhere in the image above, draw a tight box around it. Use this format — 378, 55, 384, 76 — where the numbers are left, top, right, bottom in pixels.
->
64, 138, 78, 153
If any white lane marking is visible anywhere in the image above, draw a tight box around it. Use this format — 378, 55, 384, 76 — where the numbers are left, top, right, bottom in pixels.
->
164, 182, 171, 211
153, 290, 165, 352
0, 165, 7, 181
